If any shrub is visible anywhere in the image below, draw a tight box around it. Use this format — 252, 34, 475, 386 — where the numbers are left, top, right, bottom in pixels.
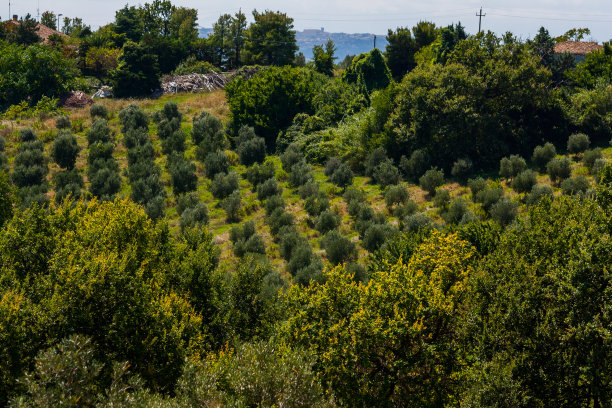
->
567, 133, 590, 155
222, 191, 242, 221
294, 258, 325, 286
442, 198, 468, 224
592, 158, 607, 177
365, 148, 388, 178
90, 103, 108, 119
53, 168, 83, 202
192, 111, 225, 148
153, 102, 182, 123
168, 154, 197, 195
265, 194, 285, 215
373, 160, 400, 187
288, 161, 314, 187
490, 198, 518, 226
451, 158, 473, 181
477, 187, 505, 213
211, 171, 239, 199
118, 104, 149, 132
161, 130, 186, 155
257, 178, 281, 201
561, 176, 590, 196
343, 187, 366, 205
315, 210, 341, 234
433, 189, 451, 208
304, 192, 330, 217
231, 221, 266, 257
400, 149, 428, 182
88, 166, 121, 201
19, 128, 37, 143
245, 162, 276, 188
330, 163, 354, 189
511, 169, 538, 194
287, 245, 315, 277
403, 213, 432, 232
582, 148, 602, 173
87, 119, 112, 145
180, 202, 209, 230
51, 130, 80, 169
267, 208, 295, 236
145, 194, 165, 220
532, 142, 556, 171
55, 115, 71, 129
177, 192, 200, 216
237, 127, 266, 166
204, 152, 229, 179
362, 223, 394, 252
320, 230, 356, 265
346, 263, 368, 283
526, 184, 553, 205
419, 168, 444, 196
298, 182, 319, 199
468, 177, 487, 198
280, 143, 303, 172
277, 226, 306, 260
394, 200, 419, 218
385, 185, 408, 209
324, 157, 342, 176
123, 128, 150, 150
499, 155, 527, 179
546, 157, 572, 183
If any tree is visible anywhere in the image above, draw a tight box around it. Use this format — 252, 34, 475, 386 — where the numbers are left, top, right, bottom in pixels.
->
547, 157, 572, 183
313, 39, 336, 76
226, 66, 324, 149
419, 168, 444, 196
40, 11, 57, 30
111, 41, 160, 98
385, 22, 436, 80
113, 5, 144, 44
210, 14, 233, 69
330, 163, 354, 190
532, 142, 557, 171
567, 132, 590, 155
9, 14, 40, 45
565, 42, 612, 89
245, 10, 298, 66
51, 130, 80, 170
342, 48, 391, 95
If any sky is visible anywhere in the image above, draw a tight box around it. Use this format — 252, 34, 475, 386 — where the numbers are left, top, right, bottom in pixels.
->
5, 0, 612, 42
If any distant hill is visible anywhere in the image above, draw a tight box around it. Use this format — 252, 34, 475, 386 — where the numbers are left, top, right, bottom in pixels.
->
198, 28, 388, 61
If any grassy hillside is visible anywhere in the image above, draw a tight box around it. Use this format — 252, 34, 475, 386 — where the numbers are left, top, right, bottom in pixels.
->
1, 90, 610, 277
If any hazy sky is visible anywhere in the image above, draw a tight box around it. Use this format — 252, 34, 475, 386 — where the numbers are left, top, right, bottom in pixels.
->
6, 0, 612, 42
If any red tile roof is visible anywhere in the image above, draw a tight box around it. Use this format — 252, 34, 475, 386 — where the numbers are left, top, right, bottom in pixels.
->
554, 41, 602, 55
9, 20, 68, 44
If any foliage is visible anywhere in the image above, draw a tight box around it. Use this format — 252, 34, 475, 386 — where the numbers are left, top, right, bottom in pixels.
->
567, 132, 590, 155
172, 55, 219, 75
222, 191, 242, 222
400, 149, 429, 182
329, 163, 354, 190
451, 158, 473, 181
288, 161, 314, 188
532, 142, 556, 171
192, 111, 225, 150
433, 188, 451, 208
89, 103, 108, 119
55, 115, 71, 130
314, 210, 341, 234
583, 148, 603, 173
313, 39, 336, 76
564, 82, 612, 144
0, 172, 15, 227
546, 157, 572, 183
362, 223, 395, 252
489, 198, 518, 226
257, 178, 281, 201
226, 66, 325, 149
468, 177, 486, 197
180, 202, 209, 230
237, 126, 266, 165
168, 153, 197, 194
244, 10, 298, 66
204, 151, 229, 179
385, 21, 437, 80
342, 48, 391, 95
210, 171, 239, 199
51, 130, 80, 169
283, 231, 475, 406
384, 184, 409, 209
419, 167, 444, 195
0, 42, 76, 109
320, 230, 356, 265
53, 168, 83, 203
499, 155, 527, 180
511, 169, 537, 194
231, 220, 266, 257
111, 41, 160, 97
560, 175, 590, 196
526, 184, 554, 205
565, 44, 612, 89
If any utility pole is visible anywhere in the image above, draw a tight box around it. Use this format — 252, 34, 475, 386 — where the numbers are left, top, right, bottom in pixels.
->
374, 35, 376, 49
476, 7, 486, 34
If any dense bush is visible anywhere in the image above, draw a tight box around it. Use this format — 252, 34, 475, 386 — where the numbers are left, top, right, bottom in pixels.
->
265, 195, 286, 216
532, 142, 556, 171
180, 202, 209, 230
304, 193, 330, 217
468, 177, 487, 197
400, 149, 429, 182
298, 182, 319, 199
222, 191, 242, 221
267, 208, 295, 236
177, 192, 200, 216
490, 198, 518, 226
278, 227, 308, 261
231, 221, 266, 257
280, 143, 304, 172
53, 168, 83, 202
442, 198, 469, 224
257, 178, 281, 201
87, 119, 113, 145
192, 111, 224, 147
561, 176, 590, 196
315, 210, 341, 234
288, 161, 314, 187
90, 103, 108, 119
567, 133, 590, 155
372, 160, 400, 187
499, 155, 527, 179
320, 230, 356, 265
161, 129, 186, 155
546, 157, 572, 183
433, 189, 451, 209
362, 223, 395, 252
365, 148, 388, 178
12, 130, 48, 207
419, 168, 444, 196
245, 162, 276, 188
511, 169, 538, 194
403, 213, 432, 232
51, 130, 80, 169
118, 104, 149, 132
526, 184, 553, 205
384, 184, 409, 210
324, 157, 342, 176
330, 163, 354, 189
55, 115, 71, 129
237, 126, 266, 165
342, 48, 391, 94
476, 187, 505, 212
204, 151, 230, 179
168, 153, 198, 195
211, 171, 239, 199
582, 148, 602, 173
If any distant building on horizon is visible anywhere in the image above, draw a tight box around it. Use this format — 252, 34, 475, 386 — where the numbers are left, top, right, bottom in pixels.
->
554, 41, 603, 63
